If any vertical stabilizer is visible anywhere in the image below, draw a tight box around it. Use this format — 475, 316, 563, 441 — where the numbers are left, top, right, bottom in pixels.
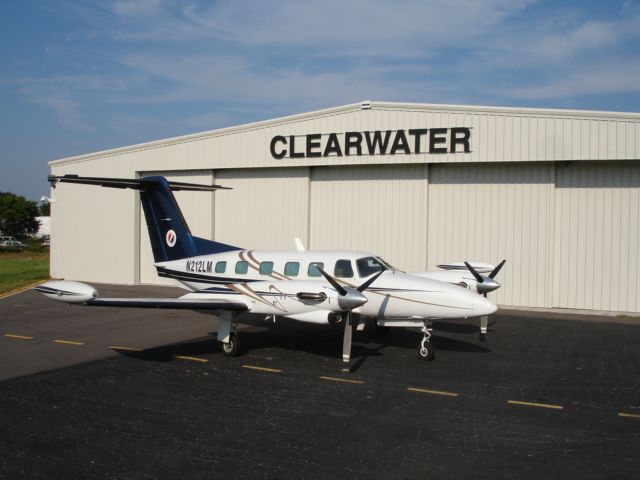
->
139, 176, 240, 262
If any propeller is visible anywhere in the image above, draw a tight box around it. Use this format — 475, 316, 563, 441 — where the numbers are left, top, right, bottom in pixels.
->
464, 260, 505, 342
315, 265, 385, 365
463, 260, 506, 295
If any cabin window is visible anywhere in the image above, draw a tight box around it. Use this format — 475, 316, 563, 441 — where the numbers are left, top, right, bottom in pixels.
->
356, 257, 384, 277
284, 262, 300, 277
308, 262, 324, 277
334, 259, 354, 278
259, 261, 274, 275
235, 261, 248, 274
215, 261, 227, 274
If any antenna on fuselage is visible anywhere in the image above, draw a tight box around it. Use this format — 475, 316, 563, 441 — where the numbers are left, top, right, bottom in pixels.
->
294, 238, 306, 252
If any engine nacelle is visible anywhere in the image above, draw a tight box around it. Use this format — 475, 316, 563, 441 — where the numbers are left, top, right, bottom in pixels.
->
286, 310, 334, 324
34, 280, 98, 304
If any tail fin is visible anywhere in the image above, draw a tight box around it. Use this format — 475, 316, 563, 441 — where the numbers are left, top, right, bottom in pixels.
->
49, 174, 242, 262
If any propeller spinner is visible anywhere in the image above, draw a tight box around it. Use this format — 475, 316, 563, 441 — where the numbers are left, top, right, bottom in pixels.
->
464, 260, 505, 295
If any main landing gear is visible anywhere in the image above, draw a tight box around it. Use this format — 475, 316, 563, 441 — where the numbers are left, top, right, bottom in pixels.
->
417, 320, 435, 361
218, 311, 242, 357
222, 331, 241, 357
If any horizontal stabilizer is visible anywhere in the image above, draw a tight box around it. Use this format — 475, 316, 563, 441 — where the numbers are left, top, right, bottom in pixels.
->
48, 174, 231, 191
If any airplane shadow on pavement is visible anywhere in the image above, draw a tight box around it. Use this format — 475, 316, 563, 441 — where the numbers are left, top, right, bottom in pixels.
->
113, 316, 492, 373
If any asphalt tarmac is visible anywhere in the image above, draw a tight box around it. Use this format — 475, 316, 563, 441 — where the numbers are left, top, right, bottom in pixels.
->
0, 284, 639, 479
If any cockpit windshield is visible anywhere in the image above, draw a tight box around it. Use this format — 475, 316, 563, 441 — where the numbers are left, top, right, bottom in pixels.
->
356, 256, 396, 277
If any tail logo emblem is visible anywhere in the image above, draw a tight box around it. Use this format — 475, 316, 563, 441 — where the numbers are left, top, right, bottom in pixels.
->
166, 229, 177, 247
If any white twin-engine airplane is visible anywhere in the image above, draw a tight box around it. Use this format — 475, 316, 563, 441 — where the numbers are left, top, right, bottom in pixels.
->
37, 174, 501, 365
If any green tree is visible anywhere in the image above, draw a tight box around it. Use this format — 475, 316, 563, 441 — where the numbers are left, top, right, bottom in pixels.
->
0, 192, 39, 238
39, 201, 50, 216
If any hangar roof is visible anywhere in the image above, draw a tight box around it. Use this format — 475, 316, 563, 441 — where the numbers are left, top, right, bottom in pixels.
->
50, 100, 640, 168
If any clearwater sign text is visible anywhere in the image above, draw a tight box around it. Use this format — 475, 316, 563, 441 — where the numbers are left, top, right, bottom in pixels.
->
270, 127, 471, 159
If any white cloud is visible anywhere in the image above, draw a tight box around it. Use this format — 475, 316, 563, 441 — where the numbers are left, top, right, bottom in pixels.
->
11, 0, 640, 137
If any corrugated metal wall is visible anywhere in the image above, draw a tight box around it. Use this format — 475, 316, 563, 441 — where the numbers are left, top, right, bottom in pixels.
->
50, 164, 138, 284
214, 168, 309, 250
553, 162, 640, 312
309, 164, 429, 271
428, 163, 555, 308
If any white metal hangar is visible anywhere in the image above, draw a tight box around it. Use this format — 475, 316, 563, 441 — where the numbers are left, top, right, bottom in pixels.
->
49, 101, 640, 315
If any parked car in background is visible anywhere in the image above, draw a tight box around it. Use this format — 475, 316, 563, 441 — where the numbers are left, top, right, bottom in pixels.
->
1, 239, 26, 249
41, 235, 50, 247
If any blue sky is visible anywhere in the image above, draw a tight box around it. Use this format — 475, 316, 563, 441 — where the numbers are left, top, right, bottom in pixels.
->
1, 0, 640, 200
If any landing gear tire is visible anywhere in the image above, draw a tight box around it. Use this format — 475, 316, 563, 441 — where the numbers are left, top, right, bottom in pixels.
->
328, 312, 344, 326
222, 332, 241, 357
417, 338, 435, 361
371, 320, 390, 333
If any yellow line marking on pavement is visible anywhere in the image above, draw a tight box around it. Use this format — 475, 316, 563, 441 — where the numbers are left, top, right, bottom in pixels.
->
53, 339, 84, 346
242, 364, 282, 373
508, 400, 564, 410
176, 355, 209, 363
0, 280, 48, 299
4, 334, 33, 340
320, 376, 364, 384
109, 346, 142, 352
407, 387, 459, 397
618, 412, 640, 419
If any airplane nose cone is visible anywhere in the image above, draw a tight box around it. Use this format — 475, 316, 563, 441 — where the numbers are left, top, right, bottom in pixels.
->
473, 295, 497, 316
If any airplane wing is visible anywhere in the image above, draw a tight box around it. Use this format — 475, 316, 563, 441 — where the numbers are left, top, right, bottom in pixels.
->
436, 261, 495, 273
86, 297, 248, 311
35, 281, 247, 311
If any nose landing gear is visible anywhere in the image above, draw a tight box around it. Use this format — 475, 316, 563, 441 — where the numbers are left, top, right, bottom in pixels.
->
417, 320, 435, 361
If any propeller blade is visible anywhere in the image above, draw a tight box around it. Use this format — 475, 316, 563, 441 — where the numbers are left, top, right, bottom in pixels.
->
464, 261, 484, 283
315, 265, 347, 296
342, 310, 353, 363
489, 259, 506, 279
356, 268, 385, 292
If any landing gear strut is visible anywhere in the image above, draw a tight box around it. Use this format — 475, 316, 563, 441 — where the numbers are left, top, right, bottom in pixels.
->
479, 315, 488, 342
417, 320, 435, 361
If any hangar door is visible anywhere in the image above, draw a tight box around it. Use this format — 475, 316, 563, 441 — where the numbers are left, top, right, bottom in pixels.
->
553, 161, 640, 313
310, 165, 429, 272
214, 168, 310, 250
138, 170, 215, 285
428, 163, 555, 309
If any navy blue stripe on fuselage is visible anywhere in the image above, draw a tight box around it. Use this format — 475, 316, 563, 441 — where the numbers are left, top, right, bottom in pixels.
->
198, 286, 240, 294
155, 266, 261, 285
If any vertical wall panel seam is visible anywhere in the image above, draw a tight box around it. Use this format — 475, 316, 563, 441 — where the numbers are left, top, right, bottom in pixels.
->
133, 170, 141, 284
424, 163, 430, 270
306, 166, 312, 249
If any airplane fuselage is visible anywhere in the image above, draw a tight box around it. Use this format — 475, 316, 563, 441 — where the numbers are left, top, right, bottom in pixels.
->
157, 249, 496, 324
